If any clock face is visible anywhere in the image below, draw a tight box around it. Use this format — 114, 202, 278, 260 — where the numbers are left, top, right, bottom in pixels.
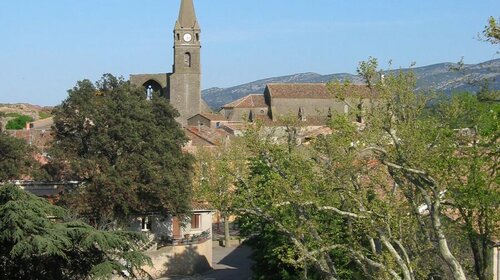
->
183, 33, 192, 42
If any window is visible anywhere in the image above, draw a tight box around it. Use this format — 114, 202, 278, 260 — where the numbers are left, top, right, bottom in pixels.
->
216, 122, 221, 128
176, 33, 180, 41
141, 216, 152, 231
191, 214, 201, 229
196, 33, 199, 41
184, 52, 191, 67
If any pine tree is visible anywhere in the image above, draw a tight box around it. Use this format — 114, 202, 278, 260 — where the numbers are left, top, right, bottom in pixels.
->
0, 184, 151, 280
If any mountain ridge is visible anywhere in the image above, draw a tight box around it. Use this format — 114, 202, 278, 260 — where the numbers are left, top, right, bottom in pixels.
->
202, 58, 500, 110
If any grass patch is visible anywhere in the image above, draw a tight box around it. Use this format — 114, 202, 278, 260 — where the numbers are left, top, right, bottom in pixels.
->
39, 111, 52, 119
6, 115, 34, 130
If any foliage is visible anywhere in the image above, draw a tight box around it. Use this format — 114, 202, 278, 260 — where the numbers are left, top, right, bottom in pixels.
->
236, 136, 363, 279
49, 74, 194, 227
482, 16, 500, 45
6, 114, 34, 130
436, 92, 499, 280
0, 132, 36, 180
38, 110, 52, 119
0, 184, 151, 280
209, 58, 499, 280
194, 138, 249, 246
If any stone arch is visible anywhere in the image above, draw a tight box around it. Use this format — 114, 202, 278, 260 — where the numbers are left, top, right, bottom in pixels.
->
142, 79, 164, 98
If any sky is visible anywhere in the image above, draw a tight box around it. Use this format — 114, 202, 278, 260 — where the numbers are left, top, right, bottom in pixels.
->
0, 0, 498, 106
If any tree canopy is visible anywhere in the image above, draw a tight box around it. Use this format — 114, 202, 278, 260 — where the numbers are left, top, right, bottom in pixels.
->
49, 74, 194, 226
0, 132, 36, 181
195, 59, 499, 280
0, 184, 151, 280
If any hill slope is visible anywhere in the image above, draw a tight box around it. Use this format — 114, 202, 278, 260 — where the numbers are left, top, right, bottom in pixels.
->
202, 59, 500, 110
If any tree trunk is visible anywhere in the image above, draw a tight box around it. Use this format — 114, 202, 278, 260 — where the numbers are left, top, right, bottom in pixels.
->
468, 230, 486, 280
430, 201, 467, 280
223, 213, 231, 247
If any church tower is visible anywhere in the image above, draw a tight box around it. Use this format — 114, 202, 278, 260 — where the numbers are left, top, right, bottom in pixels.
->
168, 0, 202, 125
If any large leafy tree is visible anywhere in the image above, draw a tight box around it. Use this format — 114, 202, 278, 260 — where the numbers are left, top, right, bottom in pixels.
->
0, 184, 151, 280
49, 74, 194, 227
0, 132, 36, 180
235, 120, 451, 280
229, 60, 495, 279
436, 93, 499, 280
194, 140, 249, 247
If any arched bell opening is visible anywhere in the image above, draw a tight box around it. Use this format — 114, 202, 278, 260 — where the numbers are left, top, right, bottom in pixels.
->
142, 80, 164, 99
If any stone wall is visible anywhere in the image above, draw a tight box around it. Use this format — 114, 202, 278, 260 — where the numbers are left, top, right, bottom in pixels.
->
493, 245, 499, 280
222, 106, 268, 122
129, 73, 168, 89
270, 97, 372, 121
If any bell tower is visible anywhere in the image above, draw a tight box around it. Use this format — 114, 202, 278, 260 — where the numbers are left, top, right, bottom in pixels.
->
168, 0, 201, 125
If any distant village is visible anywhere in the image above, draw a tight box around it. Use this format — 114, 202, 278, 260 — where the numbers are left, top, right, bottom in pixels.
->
1, 1, 499, 280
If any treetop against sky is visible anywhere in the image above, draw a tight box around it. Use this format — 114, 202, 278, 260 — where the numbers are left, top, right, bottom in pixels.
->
0, 0, 498, 106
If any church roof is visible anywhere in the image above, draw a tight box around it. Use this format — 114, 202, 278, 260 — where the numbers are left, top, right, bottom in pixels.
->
198, 113, 227, 121
266, 83, 373, 99
222, 94, 267, 109
177, 0, 199, 29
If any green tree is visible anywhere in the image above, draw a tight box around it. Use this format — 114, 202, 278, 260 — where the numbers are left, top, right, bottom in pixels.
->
194, 139, 248, 247
0, 132, 35, 180
6, 114, 34, 130
233, 120, 425, 280
436, 93, 499, 280
49, 74, 194, 227
0, 184, 151, 280
232, 60, 490, 280
352, 58, 470, 280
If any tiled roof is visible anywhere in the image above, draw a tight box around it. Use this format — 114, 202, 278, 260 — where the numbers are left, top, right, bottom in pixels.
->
185, 126, 231, 146
192, 201, 214, 211
198, 113, 227, 121
222, 94, 267, 109
267, 83, 373, 99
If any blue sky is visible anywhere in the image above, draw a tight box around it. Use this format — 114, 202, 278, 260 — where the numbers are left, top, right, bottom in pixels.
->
0, 0, 498, 106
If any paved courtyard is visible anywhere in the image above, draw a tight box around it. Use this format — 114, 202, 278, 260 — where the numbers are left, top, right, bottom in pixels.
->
158, 243, 253, 280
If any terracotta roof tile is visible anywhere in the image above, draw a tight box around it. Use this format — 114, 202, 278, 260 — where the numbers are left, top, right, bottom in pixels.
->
222, 94, 267, 109
192, 201, 214, 211
267, 83, 373, 99
185, 126, 231, 146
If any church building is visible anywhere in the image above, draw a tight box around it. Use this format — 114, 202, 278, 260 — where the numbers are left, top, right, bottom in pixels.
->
129, 0, 373, 149
130, 0, 209, 125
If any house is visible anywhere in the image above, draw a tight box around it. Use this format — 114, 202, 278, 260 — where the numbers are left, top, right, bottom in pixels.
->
3, 180, 214, 277
187, 112, 229, 129
219, 83, 375, 124
220, 94, 268, 122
